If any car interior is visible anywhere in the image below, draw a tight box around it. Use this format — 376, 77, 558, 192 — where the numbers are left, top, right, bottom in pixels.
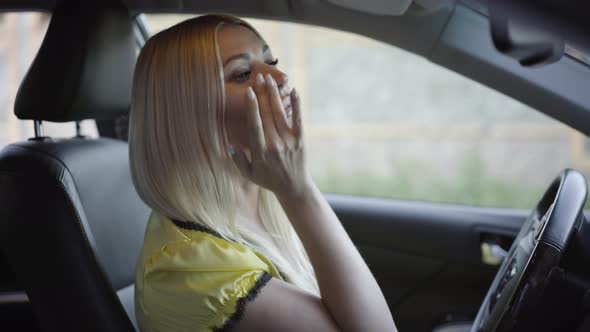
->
1, 0, 590, 332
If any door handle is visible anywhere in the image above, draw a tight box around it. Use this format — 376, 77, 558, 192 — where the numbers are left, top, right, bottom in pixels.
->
481, 242, 508, 266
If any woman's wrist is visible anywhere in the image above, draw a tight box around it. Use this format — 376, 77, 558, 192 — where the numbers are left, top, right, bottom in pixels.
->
275, 176, 318, 207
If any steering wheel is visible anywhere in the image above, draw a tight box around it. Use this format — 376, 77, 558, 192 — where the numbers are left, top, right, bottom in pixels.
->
471, 169, 588, 332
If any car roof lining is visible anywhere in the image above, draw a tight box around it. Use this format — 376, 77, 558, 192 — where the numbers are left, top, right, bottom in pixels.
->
3, 0, 590, 135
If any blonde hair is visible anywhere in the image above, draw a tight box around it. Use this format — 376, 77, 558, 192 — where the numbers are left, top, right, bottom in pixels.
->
129, 14, 319, 296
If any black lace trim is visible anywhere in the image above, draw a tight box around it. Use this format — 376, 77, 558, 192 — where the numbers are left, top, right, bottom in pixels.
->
212, 272, 273, 332
171, 218, 225, 240
278, 271, 288, 281
171, 219, 288, 281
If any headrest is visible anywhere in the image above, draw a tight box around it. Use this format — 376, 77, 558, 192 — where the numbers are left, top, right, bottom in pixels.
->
15, 0, 136, 122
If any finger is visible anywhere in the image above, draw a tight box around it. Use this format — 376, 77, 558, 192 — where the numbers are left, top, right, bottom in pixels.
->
229, 146, 251, 178
290, 88, 303, 141
254, 73, 281, 145
264, 74, 290, 139
245, 86, 265, 157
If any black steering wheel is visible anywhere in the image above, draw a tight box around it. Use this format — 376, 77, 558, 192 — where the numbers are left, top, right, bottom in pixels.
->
471, 169, 588, 332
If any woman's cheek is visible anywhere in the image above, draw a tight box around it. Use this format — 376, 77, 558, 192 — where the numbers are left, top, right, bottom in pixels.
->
225, 92, 251, 149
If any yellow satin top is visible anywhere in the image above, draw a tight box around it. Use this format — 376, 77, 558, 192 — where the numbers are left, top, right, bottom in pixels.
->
134, 210, 284, 332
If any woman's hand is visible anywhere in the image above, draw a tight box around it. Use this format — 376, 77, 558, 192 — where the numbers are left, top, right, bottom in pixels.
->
229, 73, 313, 200
230, 77, 398, 332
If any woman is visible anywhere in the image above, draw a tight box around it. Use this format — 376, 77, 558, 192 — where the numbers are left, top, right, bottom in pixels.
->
130, 14, 397, 332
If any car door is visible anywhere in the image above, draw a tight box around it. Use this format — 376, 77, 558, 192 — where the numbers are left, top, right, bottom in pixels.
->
331, 195, 524, 332
292, 20, 590, 332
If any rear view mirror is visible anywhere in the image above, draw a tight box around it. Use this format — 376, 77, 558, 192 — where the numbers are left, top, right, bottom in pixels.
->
488, 8, 565, 67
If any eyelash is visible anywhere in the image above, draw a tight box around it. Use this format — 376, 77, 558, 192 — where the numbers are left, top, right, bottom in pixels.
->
234, 58, 279, 82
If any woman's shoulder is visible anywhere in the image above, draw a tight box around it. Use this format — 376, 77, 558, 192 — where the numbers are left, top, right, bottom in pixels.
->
135, 210, 282, 331
138, 210, 283, 278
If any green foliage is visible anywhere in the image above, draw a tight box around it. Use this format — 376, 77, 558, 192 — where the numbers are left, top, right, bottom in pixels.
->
313, 152, 549, 209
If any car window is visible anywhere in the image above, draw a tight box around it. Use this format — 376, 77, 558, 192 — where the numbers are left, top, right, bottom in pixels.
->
141, 14, 590, 210
0, 12, 98, 147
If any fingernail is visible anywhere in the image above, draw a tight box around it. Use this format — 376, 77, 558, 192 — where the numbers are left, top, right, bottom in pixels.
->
292, 88, 298, 99
266, 74, 275, 87
246, 87, 255, 100
256, 73, 264, 86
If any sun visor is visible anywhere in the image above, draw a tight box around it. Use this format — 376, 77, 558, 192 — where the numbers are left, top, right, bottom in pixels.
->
324, 0, 413, 16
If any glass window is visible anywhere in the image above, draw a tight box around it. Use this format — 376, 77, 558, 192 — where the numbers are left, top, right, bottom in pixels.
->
141, 14, 589, 209
0, 12, 98, 147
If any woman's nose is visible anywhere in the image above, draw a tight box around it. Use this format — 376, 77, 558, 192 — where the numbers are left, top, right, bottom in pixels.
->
262, 67, 289, 91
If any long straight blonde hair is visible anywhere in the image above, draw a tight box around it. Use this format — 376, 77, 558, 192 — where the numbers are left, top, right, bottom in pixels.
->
129, 14, 319, 296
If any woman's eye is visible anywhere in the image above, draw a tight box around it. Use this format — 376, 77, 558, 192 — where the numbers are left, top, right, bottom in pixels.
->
232, 59, 278, 83
234, 71, 251, 82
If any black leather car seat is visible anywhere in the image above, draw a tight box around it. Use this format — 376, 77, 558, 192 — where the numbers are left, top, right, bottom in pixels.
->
0, 2, 148, 331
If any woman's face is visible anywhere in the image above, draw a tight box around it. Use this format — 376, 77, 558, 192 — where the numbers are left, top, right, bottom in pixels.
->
218, 24, 292, 151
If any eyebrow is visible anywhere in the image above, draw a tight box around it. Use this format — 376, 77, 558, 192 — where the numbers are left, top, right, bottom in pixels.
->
223, 44, 270, 67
